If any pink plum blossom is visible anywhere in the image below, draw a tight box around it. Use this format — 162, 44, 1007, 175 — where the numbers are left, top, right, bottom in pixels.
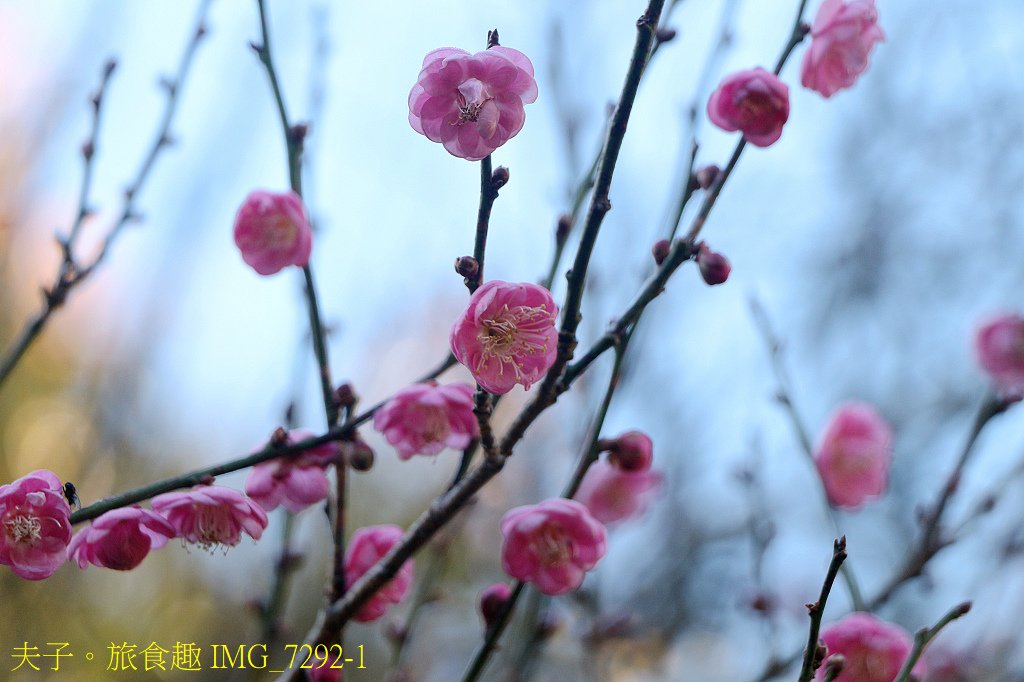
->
345, 524, 414, 623
575, 461, 663, 525
500, 498, 607, 596
707, 68, 790, 147
801, 0, 885, 98
478, 582, 513, 629
0, 470, 72, 580
373, 382, 479, 459
233, 190, 312, 276
408, 46, 538, 160
245, 429, 338, 512
152, 485, 268, 550
817, 612, 925, 681
450, 280, 559, 395
68, 506, 176, 571
606, 430, 654, 472
974, 312, 1024, 398
814, 402, 892, 509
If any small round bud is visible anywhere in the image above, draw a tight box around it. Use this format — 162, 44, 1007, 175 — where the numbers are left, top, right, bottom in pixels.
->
491, 166, 510, 190
343, 437, 375, 472
652, 239, 671, 266
655, 27, 677, 43
696, 243, 731, 286
694, 164, 721, 190
555, 214, 572, 245
604, 431, 654, 472
455, 256, 479, 280
333, 383, 358, 411
479, 583, 512, 629
270, 427, 289, 447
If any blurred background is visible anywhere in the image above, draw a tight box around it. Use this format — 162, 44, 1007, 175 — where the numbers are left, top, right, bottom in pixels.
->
1, 0, 1023, 680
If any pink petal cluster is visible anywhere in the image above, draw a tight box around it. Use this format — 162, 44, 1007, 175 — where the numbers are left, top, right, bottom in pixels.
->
814, 402, 892, 509
606, 431, 654, 472
345, 524, 414, 623
450, 280, 559, 395
68, 506, 176, 571
707, 68, 790, 147
817, 612, 925, 681
0, 470, 72, 580
800, 0, 885, 98
245, 430, 339, 512
152, 485, 268, 550
409, 46, 538, 161
233, 190, 312, 276
974, 312, 1024, 398
575, 461, 663, 525
373, 382, 479, 459
500, 498, 607, 596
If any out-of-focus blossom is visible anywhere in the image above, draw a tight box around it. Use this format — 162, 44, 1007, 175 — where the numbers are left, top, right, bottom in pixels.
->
245, 429, 338, 512
307, 662, 342, 682
800, 0, 885, 98
152, 486, 268, 550
408, 46, 538, 160
814, 402, 892, 509
373, 382, 478, 459
707, 67, 790, 147
974, 312, 1024, 398
68, 506, 176, 571
450, 280, 558, 394
575, 461, 662, 525
605, 431, 654, 472
500, 498, 607, 596
233, 190, 312, 276
345, 524, 414, 622
0, 470, 72, 580
478, 582, 513, 629
817, 612, 924, 681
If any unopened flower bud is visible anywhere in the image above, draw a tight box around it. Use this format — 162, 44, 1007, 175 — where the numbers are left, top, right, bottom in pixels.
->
604, 431, 654, 472
333, 383, 358, 411
652, 239, 671, 266
343, 437, 375, 472
491, 166, 510, 190
455, 256, 479, 280
694, 164, 721, 190
696, 243, 731, 286
270, 427, 289, 447
655, 27, 677, 43
556, 214, 572, 245
478, 582, 512, 629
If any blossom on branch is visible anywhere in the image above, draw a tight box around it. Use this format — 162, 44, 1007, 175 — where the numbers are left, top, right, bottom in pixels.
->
974, 312, 1024, 399
707, 67, 790, 147
450, 280, 558, 395
575, 461, 662, 525
233, 190, 313, 276
152, 485, 268, 551
373, 382, 479, 459
345, 524, 414, 622
0, 470, 72, 580
817, 612, 925, 681
245, 429, 338, 512
500, 498, 607, 596
408, 45, 538, 160
801, 0, 885, 98
68, 506, 176, 571
814, 402, 892, 509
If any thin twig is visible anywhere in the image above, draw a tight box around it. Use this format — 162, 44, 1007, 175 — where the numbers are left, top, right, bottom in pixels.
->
797, 537, 848, 682
893, 602, 972, 682
0, 1, 211, 389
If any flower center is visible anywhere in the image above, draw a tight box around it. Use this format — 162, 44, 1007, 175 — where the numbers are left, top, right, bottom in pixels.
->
420, 405, 450, 443
454, 79, 492, 125
260, 215, 297, 250
476, 303, 552, 377
193, 507, 234, 550
4, 514, 42, 544
739, 92, 774, 119
533, 524, 573, 567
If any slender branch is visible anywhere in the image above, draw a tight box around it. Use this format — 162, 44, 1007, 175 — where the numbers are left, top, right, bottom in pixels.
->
259, 512, 300, 643
466, 155, 497, 294
460, 582, 527, 682
893, 602, 971, 682
749, 297, 865, 611
0, 1, 210, 390
797, 537, 848, 682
